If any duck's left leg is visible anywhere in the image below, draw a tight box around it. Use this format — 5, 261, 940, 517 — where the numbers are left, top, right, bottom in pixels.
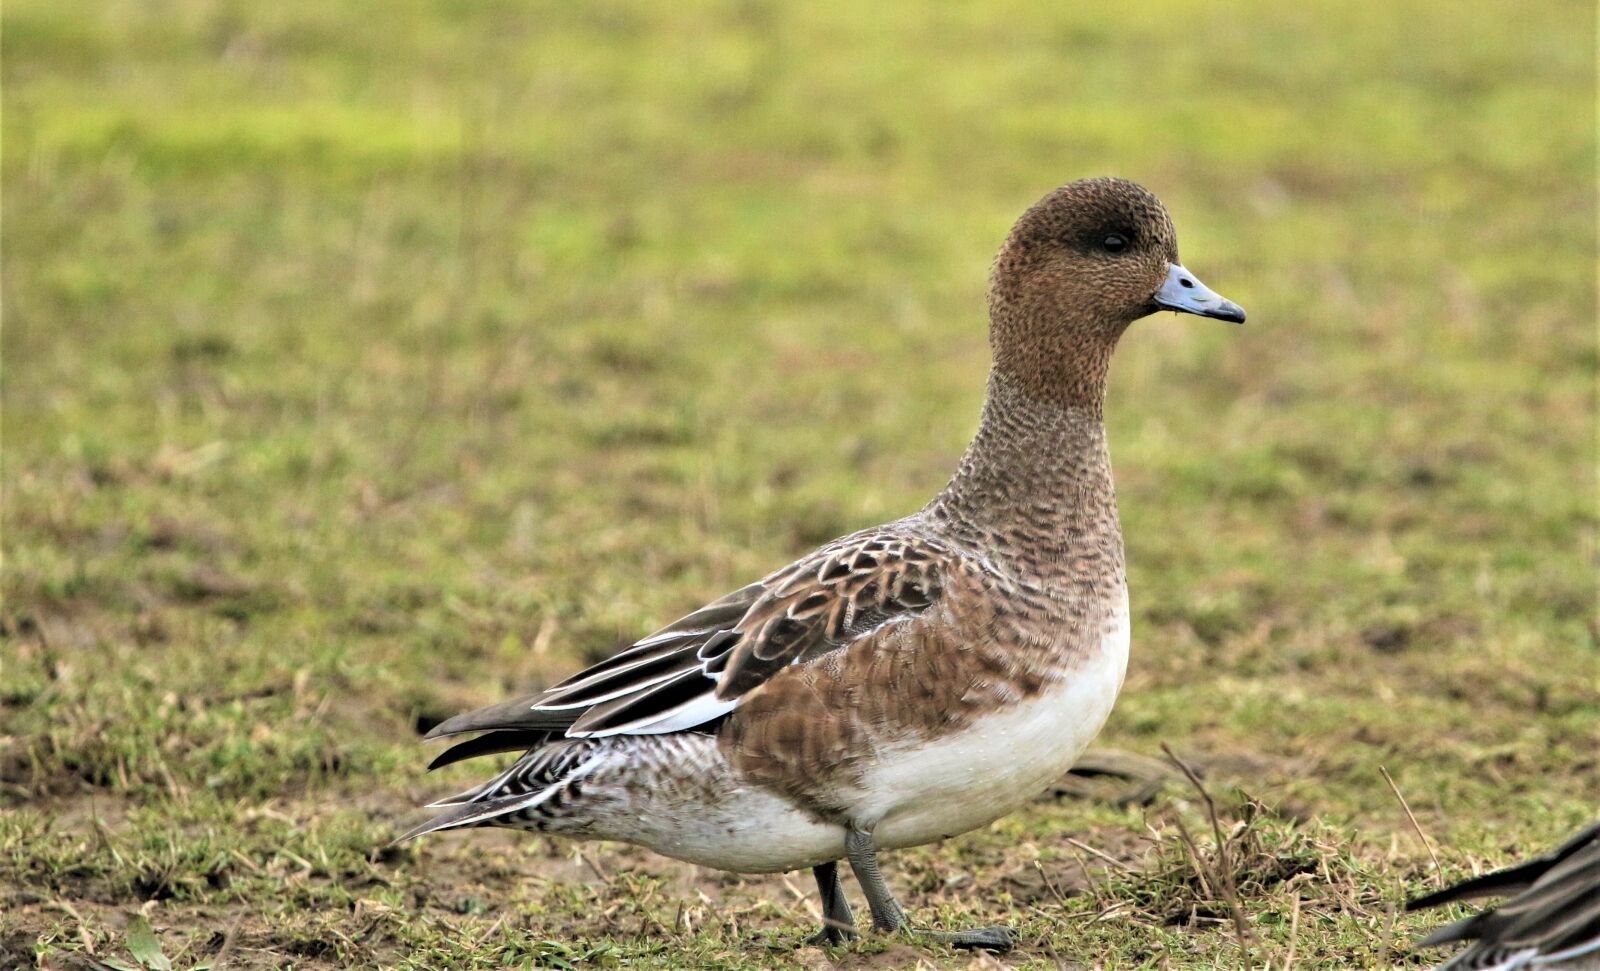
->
805, 861, 860, 945
844, 827, 1015, 952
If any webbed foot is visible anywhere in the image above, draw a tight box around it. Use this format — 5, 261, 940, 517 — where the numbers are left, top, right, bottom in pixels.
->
919, 924, 1016, 952
805, 922, 862, 946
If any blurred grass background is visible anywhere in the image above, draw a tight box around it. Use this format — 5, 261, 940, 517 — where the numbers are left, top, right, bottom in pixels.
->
2, 0, 1596, 968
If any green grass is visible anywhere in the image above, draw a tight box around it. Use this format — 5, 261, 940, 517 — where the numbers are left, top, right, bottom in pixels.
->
3, 0, 1596, 967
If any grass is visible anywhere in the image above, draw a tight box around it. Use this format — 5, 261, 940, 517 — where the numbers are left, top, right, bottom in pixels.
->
2, 0, 1596, 967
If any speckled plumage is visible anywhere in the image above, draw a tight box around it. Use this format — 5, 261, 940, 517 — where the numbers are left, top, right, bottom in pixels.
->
406, 178, 1244, 950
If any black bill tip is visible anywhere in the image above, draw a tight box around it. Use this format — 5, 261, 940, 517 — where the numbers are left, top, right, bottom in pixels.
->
1211, 300, 1246, 324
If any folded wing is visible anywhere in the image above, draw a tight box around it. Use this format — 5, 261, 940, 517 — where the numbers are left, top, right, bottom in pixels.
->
424, 528, 980, 761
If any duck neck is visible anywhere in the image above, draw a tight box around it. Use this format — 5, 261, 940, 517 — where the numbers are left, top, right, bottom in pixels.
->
929, 367, 1122, 581
985, 275, 1124, 411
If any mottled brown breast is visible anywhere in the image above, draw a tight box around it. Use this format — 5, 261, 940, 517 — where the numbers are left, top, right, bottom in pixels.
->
718, 561, 1110, 823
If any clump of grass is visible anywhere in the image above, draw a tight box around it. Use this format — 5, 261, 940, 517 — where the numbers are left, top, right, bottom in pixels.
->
1068, 783, 1382, 969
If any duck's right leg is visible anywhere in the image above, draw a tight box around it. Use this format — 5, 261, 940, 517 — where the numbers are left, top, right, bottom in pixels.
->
844, 827, 1015, 952
805, 861, 860, 945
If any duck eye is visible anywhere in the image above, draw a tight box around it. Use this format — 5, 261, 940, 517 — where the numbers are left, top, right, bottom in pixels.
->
1102, 234, 1127, 254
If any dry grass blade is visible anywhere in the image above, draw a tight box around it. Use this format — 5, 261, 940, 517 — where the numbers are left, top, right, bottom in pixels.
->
1281, 889, 1302, 971
578, 851, 613, 885
1162, 743, 1257, 971
1066, 837, 1137, 872
1375, 899, 1399, 967
1379, 765, 1444, 888
1033, 860, 1073, 906
212, 916, 242, 970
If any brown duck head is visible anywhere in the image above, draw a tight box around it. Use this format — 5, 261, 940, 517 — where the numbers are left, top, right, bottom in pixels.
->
988, 177, 1244, 406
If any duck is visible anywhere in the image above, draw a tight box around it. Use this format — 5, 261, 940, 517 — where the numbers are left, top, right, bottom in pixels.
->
1407, 822, 1600, 970
404, 177, 1245, 952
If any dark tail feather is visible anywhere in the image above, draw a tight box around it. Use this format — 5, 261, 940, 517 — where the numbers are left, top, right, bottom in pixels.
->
428, 730, 555, 770
424, 695, 576, 739
1416, 914, 1478, 949
1407, 860, 1552, 912
1410, 822, 1600, 964
1408, 822, 1600, 911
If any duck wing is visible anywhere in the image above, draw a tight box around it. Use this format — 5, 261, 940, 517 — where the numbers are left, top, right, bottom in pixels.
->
424, 526, 991, 763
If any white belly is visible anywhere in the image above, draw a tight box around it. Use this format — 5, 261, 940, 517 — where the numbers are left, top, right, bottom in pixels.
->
858, 596, 1131, 850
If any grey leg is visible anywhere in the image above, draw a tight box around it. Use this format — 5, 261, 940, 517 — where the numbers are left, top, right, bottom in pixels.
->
805, 861, 860, 945
845, 827, 909, 932
845, 827, 1016, 952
